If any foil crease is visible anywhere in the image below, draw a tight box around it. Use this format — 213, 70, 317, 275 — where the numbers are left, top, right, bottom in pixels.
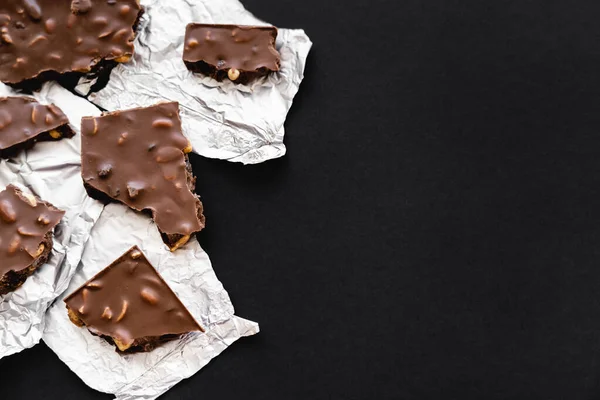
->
86, 0, 312, 164
0, 83, 104, 359
43, 203, 259, 400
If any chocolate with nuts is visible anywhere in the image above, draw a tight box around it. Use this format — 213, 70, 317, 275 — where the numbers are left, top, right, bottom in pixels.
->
81, 102, 205, 251
183, 24, 281, 84
0, 185, 64, 295
0, 0, 142, 88
64, 245, 203, 353
0, 96, 75, 158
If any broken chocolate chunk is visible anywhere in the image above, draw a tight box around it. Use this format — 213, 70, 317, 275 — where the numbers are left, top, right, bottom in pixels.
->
0, 0, 142, 88
81, 102, 205, 251
0, 185, 64, 295
0, 97, 74, 158
64, 245, 203, 353
183, 24, 281, 84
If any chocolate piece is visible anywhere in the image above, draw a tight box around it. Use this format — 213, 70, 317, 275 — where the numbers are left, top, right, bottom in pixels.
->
0, 185, 64, 295
183, 24, 281, 84
0, 0, 142, 88
64, 246, 203, 353
81, 102, 205, 251
0, 97, 75, 158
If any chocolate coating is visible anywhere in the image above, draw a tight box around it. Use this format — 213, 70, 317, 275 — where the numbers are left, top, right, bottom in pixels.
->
64, 245, 203, 353
0, 0, 141, 86
81, 102, 205, 249
183, 24, 280, 83
0, 185, 64, 293
0, 96, 74, 157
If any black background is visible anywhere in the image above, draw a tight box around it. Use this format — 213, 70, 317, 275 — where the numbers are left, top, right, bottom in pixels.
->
3, 0, 600, 399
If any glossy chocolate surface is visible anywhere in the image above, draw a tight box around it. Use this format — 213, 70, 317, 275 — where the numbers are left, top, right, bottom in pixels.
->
183, 24, 280, 82
81, 102, 204, 238
0, 0, 141, 85
64, 246, 202, 349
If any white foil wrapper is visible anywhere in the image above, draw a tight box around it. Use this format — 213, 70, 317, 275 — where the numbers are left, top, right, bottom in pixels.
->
44, 203, 259, 399
86, 0, 312, 164
0, 83, 104, 359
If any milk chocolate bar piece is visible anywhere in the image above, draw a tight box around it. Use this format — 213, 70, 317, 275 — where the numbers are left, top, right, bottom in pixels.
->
81, 102, 205, 251
0, 97, 74, 158
64, 246, 203, 353
0, 185, 64, 295
0, 0, 142, 89
183, 24, 281, 84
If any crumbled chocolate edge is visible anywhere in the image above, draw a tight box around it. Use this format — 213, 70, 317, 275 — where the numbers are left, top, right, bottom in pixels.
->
184, 60, 274, 85
0, 231, 53, 295
0, 123, 75, 159
66, 307, 184, 353
83, 154, 205, 249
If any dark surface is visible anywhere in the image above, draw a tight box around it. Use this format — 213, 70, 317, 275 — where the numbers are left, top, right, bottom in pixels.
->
3, 0, 600, 399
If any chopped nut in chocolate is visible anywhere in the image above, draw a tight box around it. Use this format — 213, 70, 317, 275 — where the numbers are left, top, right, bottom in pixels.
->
81, 102, 205, 251
0, 0, 142, 88
64, 246, 203, 353
183, 24, 281, 84
0, 96, 74, 158
0, 185, 64, 295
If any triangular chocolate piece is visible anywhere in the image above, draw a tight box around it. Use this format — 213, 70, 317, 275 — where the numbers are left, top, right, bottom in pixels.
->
80, 102, 205, 251
0, 97, 75, 158
0, 185, 64, 295
64, 246, 203, 353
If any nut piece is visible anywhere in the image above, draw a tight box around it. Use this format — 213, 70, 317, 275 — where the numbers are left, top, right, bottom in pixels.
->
26, 243, 44, 258
33, 243, 45, 257
152, 118, 173, 129
116, 300, 128, 322
183, 141, 193, 154
86, 282, 102, 290
21, 192, 38, 207
0, 199, 17, 223
228, 68, 240, 81
140, 288, 158, 305
113, 337, 134, 352
17, 226, 36, 236
49, 130, 62, 139
130, 249, 142, 259
7, 236, 20, 254
114, 55, 132, 63
169, 235, 191, 252
101, 306, 113, 320
23, 0, 42, 20
67, 307, 85, 327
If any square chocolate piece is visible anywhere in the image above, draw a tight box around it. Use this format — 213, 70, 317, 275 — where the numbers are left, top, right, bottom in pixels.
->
0, 0, 142, 89
0, 184, 64, 295
0, 96, 74, 158
64, 246, 204, 353
81, 102, 205, 251
183, 24, 281, 84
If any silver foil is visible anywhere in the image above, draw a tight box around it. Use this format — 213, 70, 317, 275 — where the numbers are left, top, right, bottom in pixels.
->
0, 83, 104, 359
85, 0, 312, 164
43, 203, 259, 400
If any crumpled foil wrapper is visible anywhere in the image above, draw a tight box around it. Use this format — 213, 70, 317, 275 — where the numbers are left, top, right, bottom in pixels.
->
85, 0, 312, 164
0, 83, 104, 359
44, 203, 259, 400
